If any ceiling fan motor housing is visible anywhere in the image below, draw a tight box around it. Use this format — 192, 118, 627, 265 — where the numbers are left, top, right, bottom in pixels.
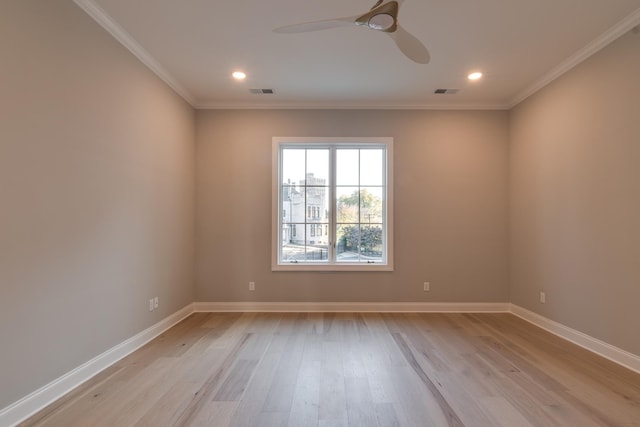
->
356, 1, 399, 32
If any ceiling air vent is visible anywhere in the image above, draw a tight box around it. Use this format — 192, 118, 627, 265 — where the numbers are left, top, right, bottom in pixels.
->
249, 88, 274, 94
434, 89, 459, 94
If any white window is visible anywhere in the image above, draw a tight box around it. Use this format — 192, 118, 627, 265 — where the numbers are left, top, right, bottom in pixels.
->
272, 137, 393, 271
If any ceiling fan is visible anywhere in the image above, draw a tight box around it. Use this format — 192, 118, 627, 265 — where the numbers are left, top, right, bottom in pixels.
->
273, 0, 430, 64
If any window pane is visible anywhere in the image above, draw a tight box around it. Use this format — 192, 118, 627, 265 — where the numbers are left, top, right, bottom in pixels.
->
282, 185, 304, 224
336, 186, 359, 224
336, 224, 359, 262
281, 223, 305, 262
359, 225, 383, 262
306, 149, 329, 183
360, 149, 383, 185
282, 149, 306, 186
306, 187, 329, 222
336, 149, 359, 185
359, 187, 383, 224
306, 224, 328, 261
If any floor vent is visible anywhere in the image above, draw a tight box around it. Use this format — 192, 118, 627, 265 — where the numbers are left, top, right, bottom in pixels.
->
434, 88, 459, 94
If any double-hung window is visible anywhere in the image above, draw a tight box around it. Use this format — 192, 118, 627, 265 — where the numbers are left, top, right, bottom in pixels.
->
272, 137, 393, 271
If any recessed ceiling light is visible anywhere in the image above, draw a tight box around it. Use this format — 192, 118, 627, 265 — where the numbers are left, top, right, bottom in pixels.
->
232, 71, 246, 80
468, 72, 483, 81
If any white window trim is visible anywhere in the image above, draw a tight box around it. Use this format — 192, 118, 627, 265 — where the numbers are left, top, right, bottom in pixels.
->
272, 137, 394, 272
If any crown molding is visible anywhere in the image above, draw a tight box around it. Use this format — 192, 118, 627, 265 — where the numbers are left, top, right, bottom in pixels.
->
73, 2, 640, 112
73, 0, 197, 107
509, 7, 640, 108
76, 0, 505, 111
193, 102, 510, 111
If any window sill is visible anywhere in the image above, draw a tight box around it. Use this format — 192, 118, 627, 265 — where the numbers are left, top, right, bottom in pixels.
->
272, 263, 394, 272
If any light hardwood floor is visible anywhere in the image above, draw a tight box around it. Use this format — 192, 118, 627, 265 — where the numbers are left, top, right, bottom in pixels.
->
21, 312, 640, 427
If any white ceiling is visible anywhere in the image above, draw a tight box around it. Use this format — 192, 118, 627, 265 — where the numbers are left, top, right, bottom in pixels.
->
76, 0, 640, 109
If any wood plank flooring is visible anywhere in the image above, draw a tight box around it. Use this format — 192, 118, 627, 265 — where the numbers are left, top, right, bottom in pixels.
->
20, 313, 640, 427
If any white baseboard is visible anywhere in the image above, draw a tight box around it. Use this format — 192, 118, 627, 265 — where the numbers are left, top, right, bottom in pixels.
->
0, 303, 195, 427
193, 301, 511, 313
510, 304, 640, 374
4, 301, 639, 426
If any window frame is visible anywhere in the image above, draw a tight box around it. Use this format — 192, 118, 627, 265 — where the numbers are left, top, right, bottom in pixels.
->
272, 137, 394, 271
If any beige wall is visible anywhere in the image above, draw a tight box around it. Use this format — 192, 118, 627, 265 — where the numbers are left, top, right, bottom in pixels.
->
4, 0, 638, 414
0, 1, 195, 408
196, 109, 510, 303
509, 30, 640, 355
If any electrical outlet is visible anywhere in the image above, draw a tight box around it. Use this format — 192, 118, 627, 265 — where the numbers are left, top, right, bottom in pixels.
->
540, 292, 546, 304
423, 282, 430, 292
154, 297, 159, 309
249, 281, 255, 291
149, 299, 154, 311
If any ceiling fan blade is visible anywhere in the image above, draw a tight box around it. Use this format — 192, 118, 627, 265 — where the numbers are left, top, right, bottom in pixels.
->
388, 24, 430, 64
273, 17, 356, 34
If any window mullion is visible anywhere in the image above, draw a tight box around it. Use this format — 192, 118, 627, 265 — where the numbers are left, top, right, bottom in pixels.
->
304, 149, 308, 262
329, 146, 336, 263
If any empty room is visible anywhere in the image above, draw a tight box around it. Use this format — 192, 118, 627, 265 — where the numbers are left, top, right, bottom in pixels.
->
1, 0, 640, 426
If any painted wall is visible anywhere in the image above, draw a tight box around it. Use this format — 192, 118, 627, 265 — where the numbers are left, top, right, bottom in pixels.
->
509, 29, 640, 356
0, 1, 195, 408
5, 0, 638, 414
196, 109, 509, 303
